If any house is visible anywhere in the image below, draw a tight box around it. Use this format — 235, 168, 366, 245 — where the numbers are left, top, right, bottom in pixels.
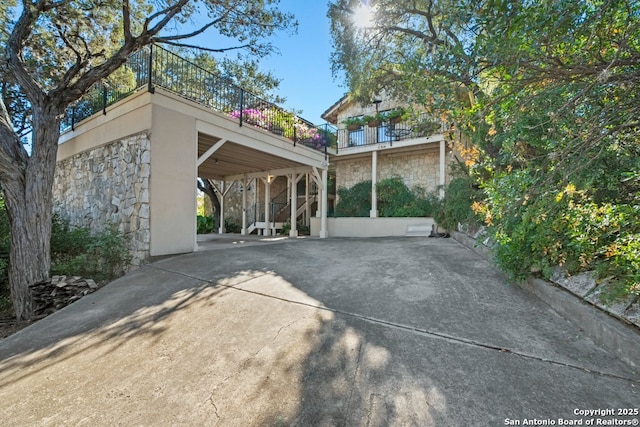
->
320, 94, 454, 218
207, 94, 460, 238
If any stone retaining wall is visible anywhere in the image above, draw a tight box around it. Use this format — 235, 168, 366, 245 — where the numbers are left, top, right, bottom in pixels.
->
53, 132, 151, 268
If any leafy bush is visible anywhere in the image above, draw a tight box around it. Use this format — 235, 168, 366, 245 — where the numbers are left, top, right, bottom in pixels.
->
0, 198, 130, 312
197, 215, 216, 234
281, 221, 291, 235
432, 177, 482, 230
335, 177, 436, 217
377, 177, 436, 217
335, 180, 372, 217
224, 218, 241, 233
50, 216, 130, 282
483, 177, 640, 302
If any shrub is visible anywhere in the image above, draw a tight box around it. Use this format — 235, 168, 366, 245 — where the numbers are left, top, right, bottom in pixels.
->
50, 216, 130, 282
197, 215, 216, 234
485, 180, 640, 302
376, 177, 435, 217
224, 218, 241, 233
432, 177, 483, 231
0, 203, 130, 312
335, 180, 372, 217
335, 177, 436, 218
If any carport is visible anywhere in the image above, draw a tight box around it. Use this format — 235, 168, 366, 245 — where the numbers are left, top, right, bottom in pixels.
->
196, 119, 330, 239
56, 87, 330, 261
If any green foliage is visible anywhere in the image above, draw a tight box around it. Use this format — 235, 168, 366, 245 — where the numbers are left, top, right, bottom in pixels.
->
487, 184, 640, 302
335, 180, 372, 217
50, 216, 130, 282
197, 215, 216, 234
377, 177, 435, 217
335, 177, 436, 217
224, 218, 241, 233
0, 199, 129, 311
341, 116, 364, 128
432, 177, 483, 231
281, 221, 291, 235
329, 0, 640, 302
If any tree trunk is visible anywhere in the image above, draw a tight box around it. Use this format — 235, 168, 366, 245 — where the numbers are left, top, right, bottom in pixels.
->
198, 179, 221, 217
2, 109, 60, 320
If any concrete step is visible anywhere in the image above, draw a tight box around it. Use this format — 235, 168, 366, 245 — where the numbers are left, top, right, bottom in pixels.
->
405, 224, 432, 237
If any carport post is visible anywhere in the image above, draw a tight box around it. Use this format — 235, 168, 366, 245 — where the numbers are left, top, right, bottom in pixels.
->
320, 168, 328, 238
218, 180, 226, 234
263, 176, 271, 236
241, 177, 247, 235
289, 173, 298, 237
305, 173, 311, 227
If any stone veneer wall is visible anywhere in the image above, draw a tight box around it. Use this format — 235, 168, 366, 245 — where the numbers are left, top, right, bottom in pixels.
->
335, 149, 442, 195
53, 132, 151, 268
221, 179, 257, 226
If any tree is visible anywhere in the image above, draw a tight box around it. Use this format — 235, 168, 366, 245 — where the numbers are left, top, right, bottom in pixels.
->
328, 0, 640, 300
0, 0, 296, 320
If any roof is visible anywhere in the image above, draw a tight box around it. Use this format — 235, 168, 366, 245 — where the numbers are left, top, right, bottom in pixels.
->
321, 93, 350, 125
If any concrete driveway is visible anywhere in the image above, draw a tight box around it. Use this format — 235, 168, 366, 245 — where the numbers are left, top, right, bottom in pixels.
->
0, 236, 638, 426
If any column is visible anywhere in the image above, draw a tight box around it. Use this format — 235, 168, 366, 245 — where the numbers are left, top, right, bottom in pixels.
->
289, 173, 298, 237
305, 173, 311, 227
320, 168, 329, 238
263, 176, 271, 236
241, 177, 247, 235
218, 181, 226, 234
370, 150, 378, 218
439, 139, 446, 198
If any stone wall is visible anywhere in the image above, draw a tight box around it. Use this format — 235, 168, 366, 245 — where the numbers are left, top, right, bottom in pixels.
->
335, 148, 442, 195
53, 132, 151, 267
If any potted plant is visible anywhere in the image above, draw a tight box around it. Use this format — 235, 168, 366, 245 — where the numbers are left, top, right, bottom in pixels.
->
363, 114, 383, 127
384, 108, 406, 124
342, 117, 364, 131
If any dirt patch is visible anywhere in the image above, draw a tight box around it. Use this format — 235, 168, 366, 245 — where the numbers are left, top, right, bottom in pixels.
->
0, 313, 32, 339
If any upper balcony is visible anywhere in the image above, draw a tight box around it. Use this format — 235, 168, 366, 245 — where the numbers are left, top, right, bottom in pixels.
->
333, 112, 445, 154
60, 45, 337, 156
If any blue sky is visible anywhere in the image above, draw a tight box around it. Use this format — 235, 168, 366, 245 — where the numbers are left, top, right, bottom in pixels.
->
260, 1, 347, 125
188, 1, 347, 125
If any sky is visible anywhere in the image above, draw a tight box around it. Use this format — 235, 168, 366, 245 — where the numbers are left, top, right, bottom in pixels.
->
189, 1, 349, 126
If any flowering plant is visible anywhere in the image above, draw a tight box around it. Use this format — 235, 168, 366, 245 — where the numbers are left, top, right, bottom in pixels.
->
229, 108, 270, 129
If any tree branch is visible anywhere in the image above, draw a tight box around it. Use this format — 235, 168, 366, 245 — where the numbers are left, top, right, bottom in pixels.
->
123, 0, 132, 43
154, 39, 251, 53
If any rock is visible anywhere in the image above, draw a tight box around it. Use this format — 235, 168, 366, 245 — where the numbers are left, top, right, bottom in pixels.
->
29, 276, 103, 316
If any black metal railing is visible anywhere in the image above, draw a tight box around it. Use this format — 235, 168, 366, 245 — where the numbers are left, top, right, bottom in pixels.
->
60, 45, 337, 155
336, 113, 444, 150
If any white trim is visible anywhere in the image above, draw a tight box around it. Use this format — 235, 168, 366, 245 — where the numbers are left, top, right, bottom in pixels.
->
197, 139, 227, 166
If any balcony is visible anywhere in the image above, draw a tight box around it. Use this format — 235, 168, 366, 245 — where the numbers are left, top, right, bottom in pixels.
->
60, 45, 337, 155
336, 113, 445, 151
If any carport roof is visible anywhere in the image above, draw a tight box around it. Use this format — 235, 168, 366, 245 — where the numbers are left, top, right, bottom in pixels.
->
197, 133, 306, 180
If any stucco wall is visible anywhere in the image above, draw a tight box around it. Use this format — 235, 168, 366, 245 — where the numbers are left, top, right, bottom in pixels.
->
53, 132, 151, 267
310, 217, 435, 237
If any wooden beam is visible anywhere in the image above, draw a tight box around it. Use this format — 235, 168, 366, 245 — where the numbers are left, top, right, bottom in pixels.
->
197, 139, 227, 167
